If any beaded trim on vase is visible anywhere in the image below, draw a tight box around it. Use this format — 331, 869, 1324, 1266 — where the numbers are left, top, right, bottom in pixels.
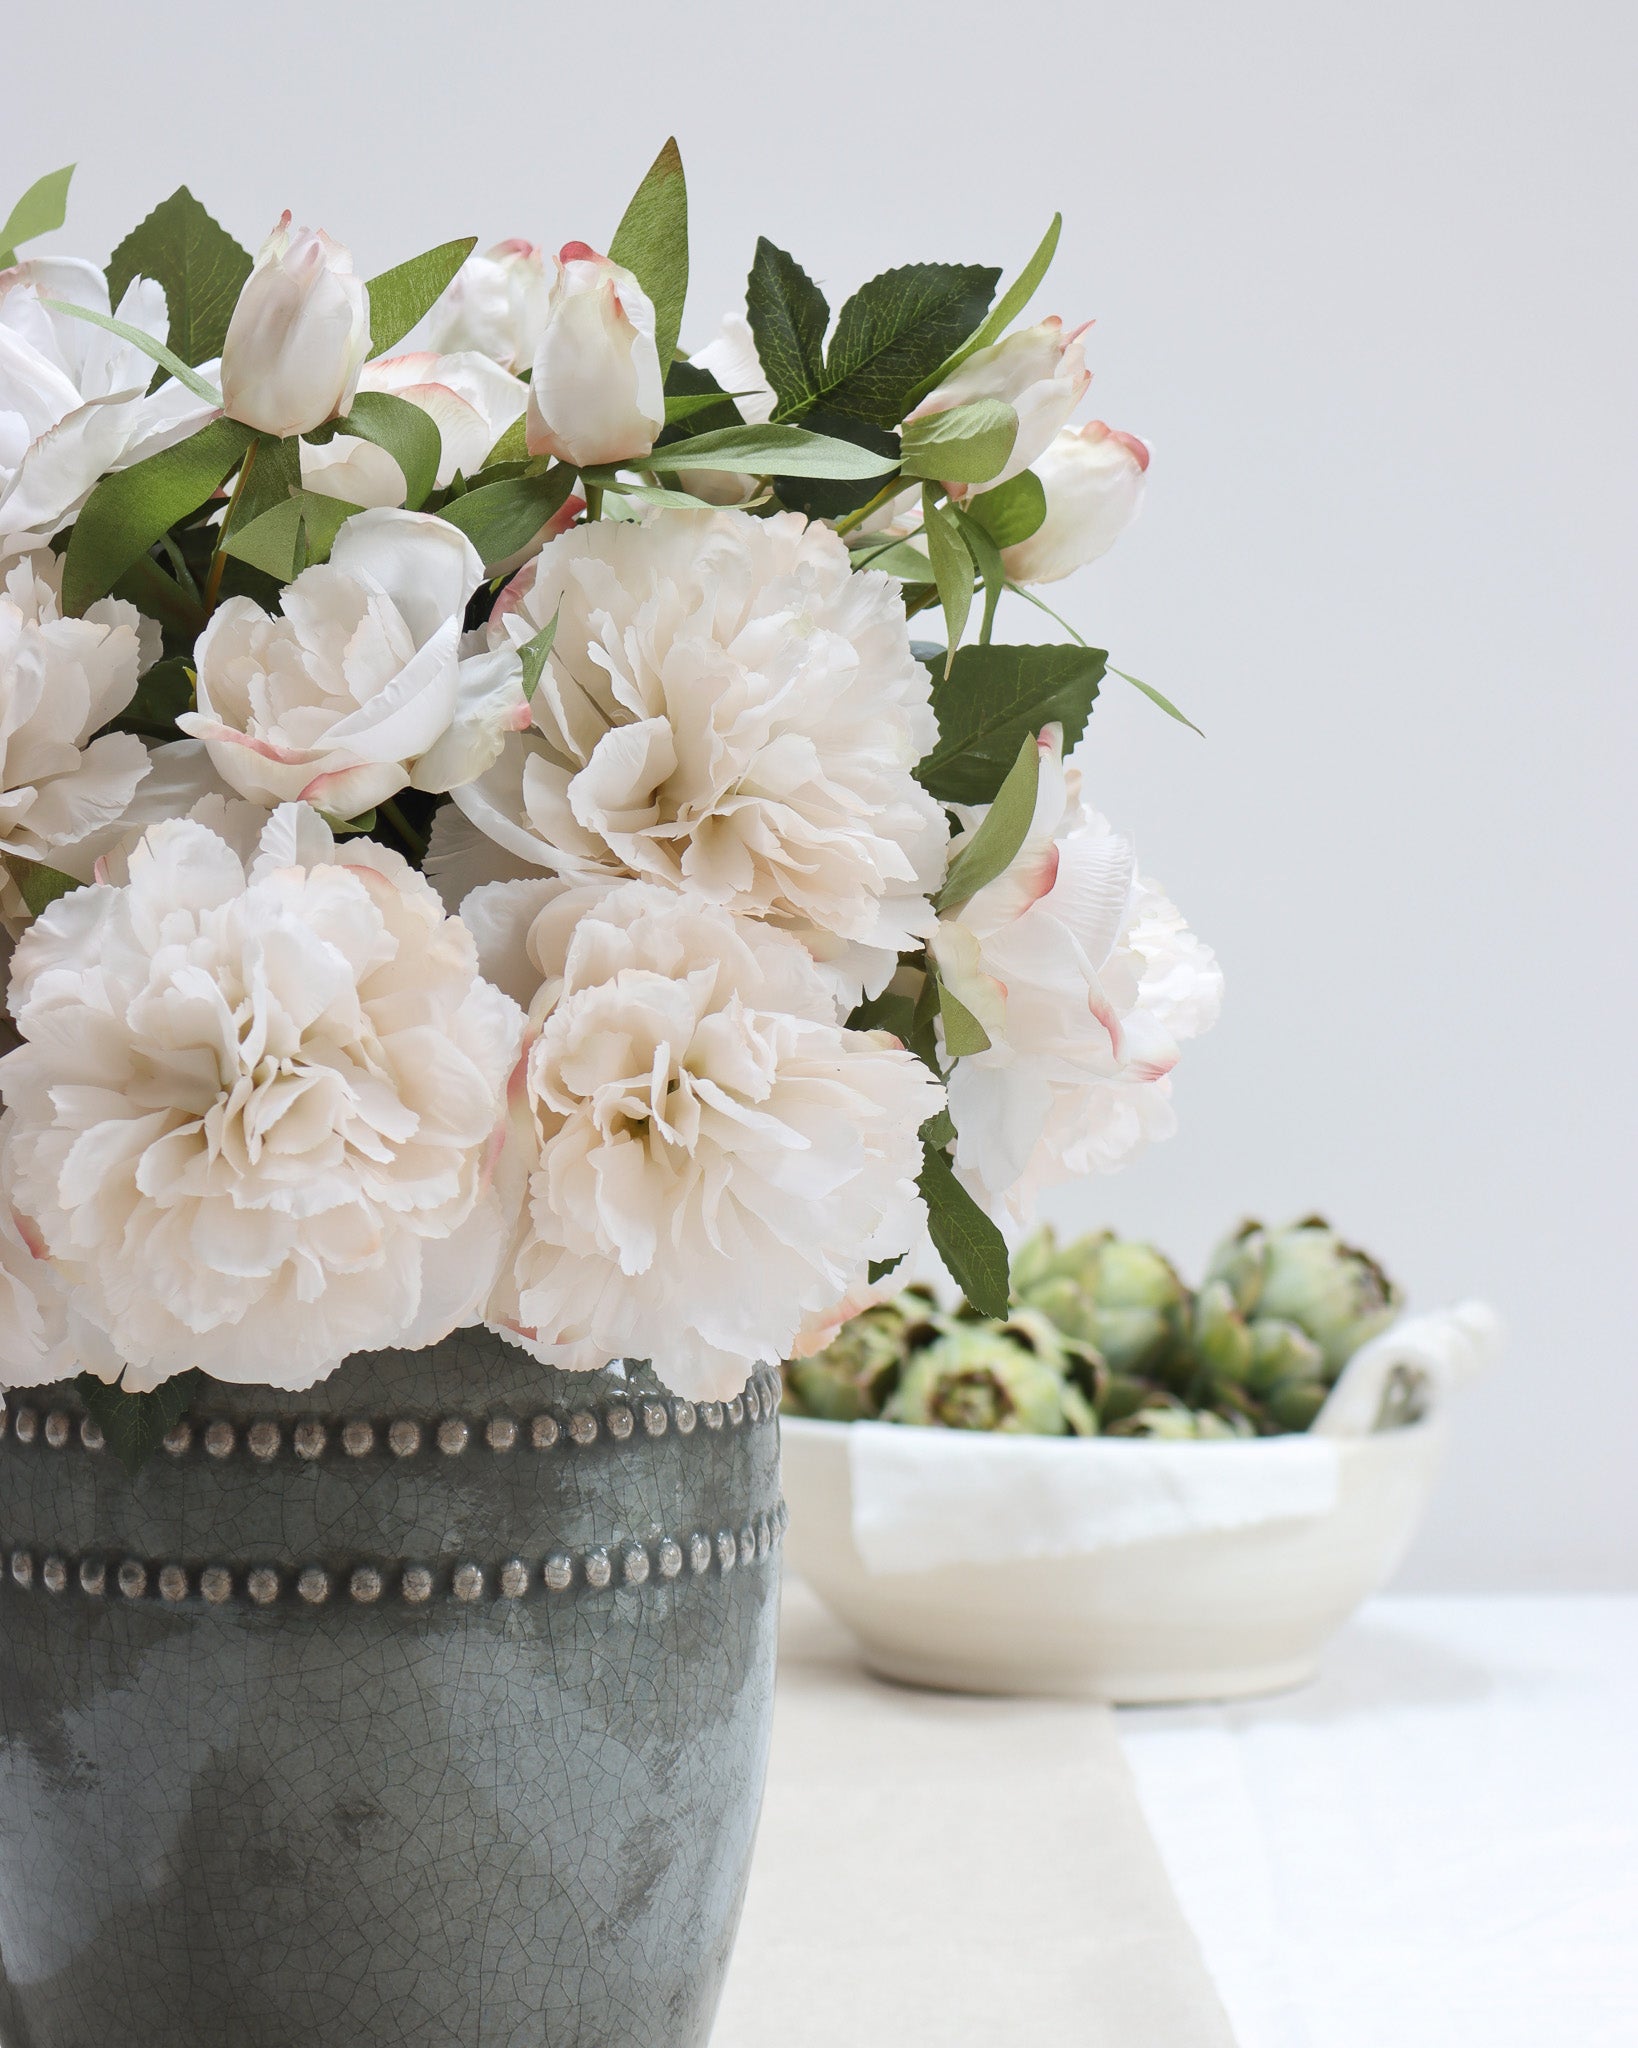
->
3, 1503, 787, 1608
0, 1370, 783, 1464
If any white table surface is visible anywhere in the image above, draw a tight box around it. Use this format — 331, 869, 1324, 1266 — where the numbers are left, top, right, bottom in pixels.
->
1119, 1595, 1638, 2048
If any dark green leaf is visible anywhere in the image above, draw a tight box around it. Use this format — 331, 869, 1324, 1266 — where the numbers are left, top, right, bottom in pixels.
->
657, 359, 744, 447
967, 469, 1048, 549
847, 987, 917, 1040
936, 733, 1041, 910
61, 417, 253, 614
921, 489, 973, 670
105, 187, 252, 368
645, 422, 895, 479
822, 262, 999, 427
918, 1143, 1010, 1316
913, 214, 1062, 401
13, 860, 80, 917
664, 388, 737, 425
916, 642, 1106, 804
867, 1253, 906, 1286
608, 137, 689, 368
1110, 666, 1205, 737
365, 237, 477, 357
937, 978, 992, 1056
76, 1372, 201, 1479
769, 408, 899, 520
222, 491, 360, 581
40, 299, 221, 404
436, 464, 578, 570
920, 1106, 956, 1151
900, 397, 1018, 485
332, 390, 440, 508
0, 165, 74, 269
103, 654, 195, 740
746, 238, 829, 416
229, 431, 301, 533
110, 552, 205, 639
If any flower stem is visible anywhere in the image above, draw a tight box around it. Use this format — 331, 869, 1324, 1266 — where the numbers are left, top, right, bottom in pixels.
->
834, 480, 906, 537
583, 481, 604, 522
379, 798, 429, 861
202, 437, 261, 613
1006, 580, 1090, 647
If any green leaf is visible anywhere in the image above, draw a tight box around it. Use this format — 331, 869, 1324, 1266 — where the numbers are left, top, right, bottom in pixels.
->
110, 552, 205, 638
664, 388, 738, 425
222, 490, 360, 582
952, 505, 1007, 644
40, 300, 221, 406
103, 654, 195, 740
769, 409, 900, 521
608, 137, 689, 369
937, 978, 992, 1056
61, 417, 253, 614
365, 237, 477, 357
822, 262, 1000, 427
915, 641, 1106, 805
867, 1253, 906, 1287
644, 422, 896, 479
657, 359, 744, 447
0, 164, 73, 269
517, 603, 561, 700
846, 986, 918, 1040
918, 1142, 1010, 1316
900, 397, 1018, 485
745, 237, 829, 416
584, 471, 719, 511
1110, 666, 1205, 737
936, 733, 1041, 910
921, 489, 973, 671
913, 214, 1062, 402
105, 187, 252, 368
435, 464, 578, 570
480, 414, 529, 467
12, 859, 80, 918
229, 431, 302, 533
331, 390, 440, 508
967, 469, 1048, 549
76, 1372, 202, 1479
849, 536, 934, 581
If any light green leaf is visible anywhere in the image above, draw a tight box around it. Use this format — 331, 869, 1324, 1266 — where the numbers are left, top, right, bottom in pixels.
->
436, 464, 578, 570
222, 490, 361, 581
952, 505, 1007, 644
664, 388, 738, 424
584, 471, 719, 511
517, 603, 561, 701
918, 1141, 1010, 1316
935, 733, 1041, 910
0, 165, 73, 269
915, 641, 1106, 805
913, 214, 1062, 402
481, 414, 529, 466
13, 859, 80, 918
41, 300, 221, 405
745, 238, 829, 416
644, 423, 896, 479
1111, 665, 1205, 737
608, 137, 689, 369
365, 237, 477, 357
936, 978, 992, 1057
105, 188, 251, 368
332, 391, 440, 508
921, 488, 973, 672
900, 397, 1018, 485
848, 536, 934, 581
967, 469, 1048, 549
822, 263, 1000, 427
62, 416, 253, 614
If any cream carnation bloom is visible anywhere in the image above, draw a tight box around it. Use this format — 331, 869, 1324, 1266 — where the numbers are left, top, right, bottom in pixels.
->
0, 549, 158, 931
449, 509, 948, 1007
933, 728, 1222, 1218
0, 805, 524, 1391
0, 1126, 123, 1387
464, 878, 944, 1400
180, 508, 527, 819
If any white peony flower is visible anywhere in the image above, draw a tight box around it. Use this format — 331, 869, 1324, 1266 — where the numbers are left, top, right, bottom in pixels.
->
427, 241, 554, 375
0, 258, 216, 555
1001, 421, 1150, 585
0, 1125, 123, 1388
525, 244, 664, 468
220, 216, 371, 439
179, 507, 527, 818
0, 549, 159, 931
688, 313, 775, 425
907, 317, 1093, 500
0, 805, 524, 1392
301, 350, 528, 507
464, 878, 944, 1400
449, 508, 949, 1007
933, 727, 1222, 1218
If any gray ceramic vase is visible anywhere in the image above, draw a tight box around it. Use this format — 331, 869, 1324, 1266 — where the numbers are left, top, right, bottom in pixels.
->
0, 1329, 783, 2048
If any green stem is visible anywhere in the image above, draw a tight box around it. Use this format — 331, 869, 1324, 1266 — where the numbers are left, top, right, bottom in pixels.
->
583, 481, 604, 522
834, 479, 908, 537
380, 798, 429, 861
202, 437, 260, 612
1006, 580, 1089, 647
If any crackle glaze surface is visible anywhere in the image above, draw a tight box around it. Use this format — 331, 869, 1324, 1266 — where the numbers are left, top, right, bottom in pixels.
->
0, 1330, 783, 2048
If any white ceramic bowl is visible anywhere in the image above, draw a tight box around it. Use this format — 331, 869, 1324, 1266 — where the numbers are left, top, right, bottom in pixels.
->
780, 1304, 1500, 1704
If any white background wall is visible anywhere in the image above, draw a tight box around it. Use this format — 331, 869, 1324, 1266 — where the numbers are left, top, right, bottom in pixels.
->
7, 0, 1633, 1587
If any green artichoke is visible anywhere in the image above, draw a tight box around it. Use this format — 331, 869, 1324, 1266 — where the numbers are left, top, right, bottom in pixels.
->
1119, 1402, 1255, 1441
1012, 1226, 1189, 1379
883, 1322, 1096, 1435
1206, 1216, 1400, 1378
781, 1292, 939, 1421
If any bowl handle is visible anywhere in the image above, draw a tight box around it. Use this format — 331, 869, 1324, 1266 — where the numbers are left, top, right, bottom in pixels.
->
1311, 1301, 1504, 1437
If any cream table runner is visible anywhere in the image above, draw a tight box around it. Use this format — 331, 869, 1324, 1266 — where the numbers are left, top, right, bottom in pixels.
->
713, 1581, 1237, 2046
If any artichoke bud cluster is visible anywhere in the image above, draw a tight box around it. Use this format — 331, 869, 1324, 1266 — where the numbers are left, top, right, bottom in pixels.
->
782, 1215, 1403, 1440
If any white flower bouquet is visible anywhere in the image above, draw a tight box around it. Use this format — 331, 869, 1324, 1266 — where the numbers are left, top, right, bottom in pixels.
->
0, 145, 1221, 1461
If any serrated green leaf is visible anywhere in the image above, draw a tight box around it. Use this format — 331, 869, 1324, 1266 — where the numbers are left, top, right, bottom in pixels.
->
918, 1142, 1010, 1316
1110, 666, 1205, 737
76, 1373, 201, 1479
517, 603, 561, 700
937, 978, 992, 1056
608, 137, 688, 369
331, 390, 440, 508
103, 654, 195, 740
913, 214, 1062, 402
222, 490, 360, 581
62, 417, 253, 614
0, 165, 73, 269
436, 464, 578, 570
822, 262, 999, 427
746, 237, 829, 417
967, 469, 1048, 549
365, 237, 477, 358
921, 489, 973, 671
645, 422, 895, 479
916, 642, 1106, 804
900, 397, 1018, 485
936, 733, 1041, 911
40, 300, 221, 406
105, 187, 251, 369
